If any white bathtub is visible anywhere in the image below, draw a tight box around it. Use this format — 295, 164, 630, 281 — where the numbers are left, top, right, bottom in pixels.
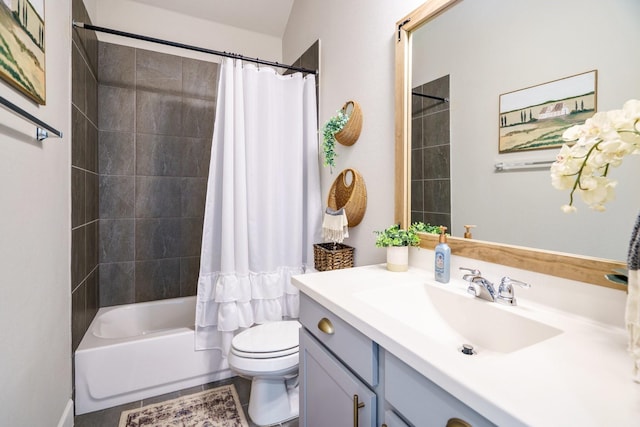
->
74, 296, 232, 415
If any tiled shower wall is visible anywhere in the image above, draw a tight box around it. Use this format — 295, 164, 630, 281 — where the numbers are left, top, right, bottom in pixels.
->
411, 75, 451, 230
71, 0, 99, 351
97, 43, 218, 306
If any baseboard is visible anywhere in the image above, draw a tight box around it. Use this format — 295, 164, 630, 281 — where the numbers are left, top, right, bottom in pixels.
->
57, 399, 74, 427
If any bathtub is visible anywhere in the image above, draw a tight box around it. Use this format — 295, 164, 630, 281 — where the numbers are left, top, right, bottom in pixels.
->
74, 296, 232, 415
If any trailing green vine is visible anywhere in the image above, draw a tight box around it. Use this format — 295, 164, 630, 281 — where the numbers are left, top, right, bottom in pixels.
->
322, 110, 348, 171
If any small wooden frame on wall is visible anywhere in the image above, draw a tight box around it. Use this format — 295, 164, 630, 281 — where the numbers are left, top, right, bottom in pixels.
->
0, 0, 46, 104
498, 70, 597, 153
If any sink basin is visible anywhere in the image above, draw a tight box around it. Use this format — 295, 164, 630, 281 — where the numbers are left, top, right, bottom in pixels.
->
355, 282, 562, 354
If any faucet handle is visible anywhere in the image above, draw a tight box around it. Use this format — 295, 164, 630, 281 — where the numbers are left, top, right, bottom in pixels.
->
459, 267, 481, 280
497, 277, 530, 306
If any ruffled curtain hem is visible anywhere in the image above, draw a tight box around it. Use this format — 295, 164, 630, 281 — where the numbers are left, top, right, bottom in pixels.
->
194, 266, 307, 351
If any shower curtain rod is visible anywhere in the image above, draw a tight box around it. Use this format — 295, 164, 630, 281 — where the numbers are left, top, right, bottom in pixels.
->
73, 22, 318, 75
412, 92, 449, 103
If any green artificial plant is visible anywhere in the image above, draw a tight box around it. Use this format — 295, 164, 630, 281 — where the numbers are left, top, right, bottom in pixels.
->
322, 110, 348, 171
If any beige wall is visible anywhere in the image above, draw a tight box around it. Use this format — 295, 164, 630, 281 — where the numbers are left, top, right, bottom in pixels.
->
283, 0, 426, 266
0, 1, 73, 426
92, 0, 282, 63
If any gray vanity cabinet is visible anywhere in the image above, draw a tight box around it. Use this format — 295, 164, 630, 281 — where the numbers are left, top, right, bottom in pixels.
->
299, 293, 378, 427
299, 292, 495, 427
299, 330, 377, 426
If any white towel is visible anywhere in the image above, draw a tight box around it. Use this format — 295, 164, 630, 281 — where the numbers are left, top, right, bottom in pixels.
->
322, 207, 349, 243
626, 213, 640, 383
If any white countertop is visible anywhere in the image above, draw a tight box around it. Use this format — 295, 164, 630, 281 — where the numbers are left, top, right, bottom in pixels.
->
292, 263, 640, 426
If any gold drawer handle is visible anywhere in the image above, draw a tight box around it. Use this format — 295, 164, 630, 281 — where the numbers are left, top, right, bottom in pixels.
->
317, 317, 335, 335
447, 418, 472, 427
353, 394, 365, 426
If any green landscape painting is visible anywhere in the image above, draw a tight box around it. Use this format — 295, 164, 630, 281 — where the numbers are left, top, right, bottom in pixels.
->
498, 70, 596, 153
0, 0, 45, 104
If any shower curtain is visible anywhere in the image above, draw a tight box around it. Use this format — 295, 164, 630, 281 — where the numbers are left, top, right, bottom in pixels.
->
195, 58, 322, 352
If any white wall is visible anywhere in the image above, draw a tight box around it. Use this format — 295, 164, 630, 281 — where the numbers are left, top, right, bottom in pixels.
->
0, 1, 73, 426
412, 0, 640, 260
283, 0, 426, 266
92, 0, 282, 63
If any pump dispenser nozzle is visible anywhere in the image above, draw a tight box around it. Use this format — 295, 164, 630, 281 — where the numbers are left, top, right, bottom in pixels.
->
463, 225, 476, 239
439, 226, 448, 243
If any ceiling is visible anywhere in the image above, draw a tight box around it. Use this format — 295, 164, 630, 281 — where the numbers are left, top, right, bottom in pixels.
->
130, 0, 295, 37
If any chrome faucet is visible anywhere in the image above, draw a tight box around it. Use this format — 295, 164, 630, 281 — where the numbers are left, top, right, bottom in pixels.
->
459, 268, 530, 306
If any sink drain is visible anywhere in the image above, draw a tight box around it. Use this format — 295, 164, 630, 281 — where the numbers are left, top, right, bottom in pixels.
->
460, 344, 475, 355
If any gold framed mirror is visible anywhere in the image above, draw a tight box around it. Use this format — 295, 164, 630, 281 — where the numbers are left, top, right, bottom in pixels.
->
394, 0, 626, 290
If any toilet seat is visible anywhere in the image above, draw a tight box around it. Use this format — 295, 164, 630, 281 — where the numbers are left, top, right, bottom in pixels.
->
231, 321, 300, 359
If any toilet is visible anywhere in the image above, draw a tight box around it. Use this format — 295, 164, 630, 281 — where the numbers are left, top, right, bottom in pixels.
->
228, 320, 301, 426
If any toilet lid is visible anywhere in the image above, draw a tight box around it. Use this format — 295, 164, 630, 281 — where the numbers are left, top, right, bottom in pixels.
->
232, 320, 301, 354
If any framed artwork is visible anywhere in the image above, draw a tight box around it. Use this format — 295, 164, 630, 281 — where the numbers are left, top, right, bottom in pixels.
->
0, 0, 45, 104
498, 70, 597, 153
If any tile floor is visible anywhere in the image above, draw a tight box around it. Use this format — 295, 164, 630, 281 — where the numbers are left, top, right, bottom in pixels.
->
74, 375, 299, 427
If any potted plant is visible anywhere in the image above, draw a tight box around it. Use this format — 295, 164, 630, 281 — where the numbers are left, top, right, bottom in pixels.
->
374, 222, 444, 271
322, 109, 349, 171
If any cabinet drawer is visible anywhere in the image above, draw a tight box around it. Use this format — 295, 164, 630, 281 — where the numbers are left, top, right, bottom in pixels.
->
299, 293, 378, 386
385, 352, 494, 427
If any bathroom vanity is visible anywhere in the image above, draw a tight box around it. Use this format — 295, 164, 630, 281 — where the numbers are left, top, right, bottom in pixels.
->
292, 254, 639, 426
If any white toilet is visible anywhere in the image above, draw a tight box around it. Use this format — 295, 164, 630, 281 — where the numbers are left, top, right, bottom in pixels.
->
228, 320, 301, 426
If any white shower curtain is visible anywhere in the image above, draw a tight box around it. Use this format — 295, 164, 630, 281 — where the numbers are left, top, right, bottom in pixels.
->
195, 58, 322, 352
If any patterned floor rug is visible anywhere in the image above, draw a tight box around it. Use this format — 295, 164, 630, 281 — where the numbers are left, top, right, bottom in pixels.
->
118, 384, 249, 427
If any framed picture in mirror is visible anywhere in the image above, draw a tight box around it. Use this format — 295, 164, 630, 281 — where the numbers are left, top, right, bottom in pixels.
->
498, 70, 597, 153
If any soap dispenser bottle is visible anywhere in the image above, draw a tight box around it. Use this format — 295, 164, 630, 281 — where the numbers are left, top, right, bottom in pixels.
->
434, 226, 451, 283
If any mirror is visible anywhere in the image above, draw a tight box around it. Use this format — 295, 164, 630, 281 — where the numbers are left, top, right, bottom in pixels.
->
395, 0, 631, 288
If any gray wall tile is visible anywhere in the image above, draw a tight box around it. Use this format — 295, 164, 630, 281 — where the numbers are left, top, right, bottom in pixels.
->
71, 283, 86, 350
135, 218, 182, 260
182, 98, 215, 139
99, 85, 135, 132
422, 111, 450, 148
411, 76, 451, 226
86, 220, 99, 271
72, 44, 86, 111
424, 179, 451, 213
136, 49, 182, 92
99, 131, 135, 175
422, 145, 450, 180
136, 133, 183, 176
100, 219, 135, 263
180, 257, 200, 296
86, 71, 98, 126
86, 123, 98, 173
72, 226, 86, 288
85, 172, 98, 222
72, 106, 86, 169
181, 217, 203, 257
135, 176, 182, 218
99, 43, 135, 87
135, 259, 181, 302
97, 45, 217, 307
181, 138, 211, 177
136, 90, 183, 136
182, 58, 218, 100
72, 168, 85, 228
99, 262, 135, 306
100, 176, 135, 219
181, 178, 207, 218
86, 269, 99, 322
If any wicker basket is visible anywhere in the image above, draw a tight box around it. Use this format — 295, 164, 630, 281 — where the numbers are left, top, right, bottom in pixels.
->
335, 101, 363, 146
328, 168, 367, 227
314, 243, 354, 271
